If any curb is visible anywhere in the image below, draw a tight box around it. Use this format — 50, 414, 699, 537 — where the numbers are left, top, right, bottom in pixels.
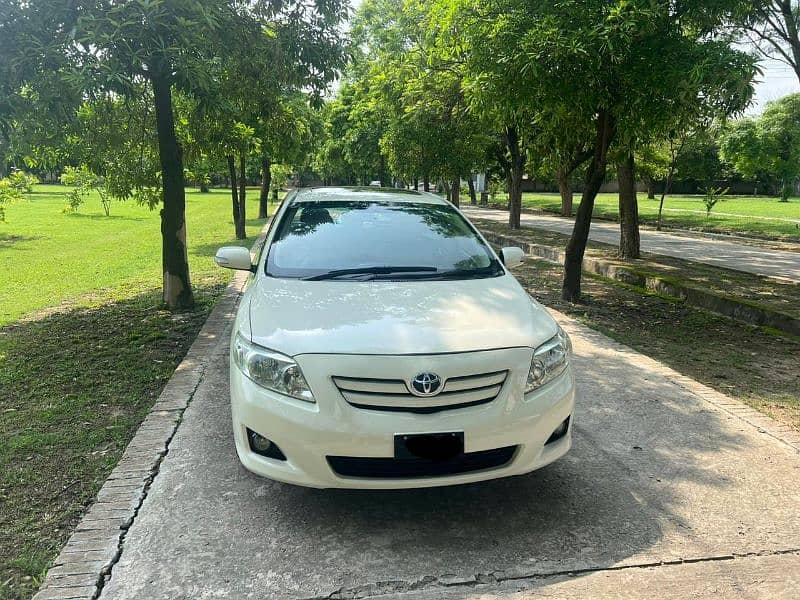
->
483, 231, 800, 338
32, 229, 269, 600
552, 309, 800, 454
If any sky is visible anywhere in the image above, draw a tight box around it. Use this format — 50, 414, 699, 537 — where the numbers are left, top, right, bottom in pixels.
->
750, 58, 800, 114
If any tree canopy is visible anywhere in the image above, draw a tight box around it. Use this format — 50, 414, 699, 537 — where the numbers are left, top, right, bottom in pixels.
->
721, 93, 800, 200
2, 0, 791, 307
0, 0, 349, 308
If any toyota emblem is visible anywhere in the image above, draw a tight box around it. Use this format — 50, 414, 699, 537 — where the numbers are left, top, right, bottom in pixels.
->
410, 372, 442, 397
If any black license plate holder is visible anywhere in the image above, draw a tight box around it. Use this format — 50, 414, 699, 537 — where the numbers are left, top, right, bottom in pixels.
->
395, 432, 465, 461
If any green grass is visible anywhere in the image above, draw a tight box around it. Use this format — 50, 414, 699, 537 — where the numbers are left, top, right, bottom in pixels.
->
515, 192, 800, 240
0, 184, 277, 600
0, 184, 278, 326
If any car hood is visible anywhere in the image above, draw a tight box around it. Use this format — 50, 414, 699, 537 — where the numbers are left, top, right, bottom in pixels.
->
247, 275, 557, 356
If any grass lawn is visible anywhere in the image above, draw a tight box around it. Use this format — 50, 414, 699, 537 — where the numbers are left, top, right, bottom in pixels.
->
0, 184, 278, 325
514, 192, 800, 241
0, 184, 277, 599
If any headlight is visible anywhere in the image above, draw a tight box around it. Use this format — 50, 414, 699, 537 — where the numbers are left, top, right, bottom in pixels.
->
525, 326, 572, 393
232, 332, 315, 403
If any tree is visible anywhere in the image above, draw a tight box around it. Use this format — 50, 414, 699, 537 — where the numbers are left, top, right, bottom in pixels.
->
636, 143, 671, 200
257, 94, 317, 219
616, 151, 640, 258
756, 93, 800, 200
719, 118, 767, 187
655, 132, 688, 231
60, 165, 114, 216
0, 0, 82, 178
674, 127, 728, 187
228, 122, 258, 239
3, 0, 348, 310
352, 0, 491, 202
480, 0, 757, 297
0, 176, 24, 221
720, 94, 800, 200
314, 82, 389, 186
67, 94, 162, 210
69, 0, 242, 309
743, 1, 800, 84
426, 0, 537, 228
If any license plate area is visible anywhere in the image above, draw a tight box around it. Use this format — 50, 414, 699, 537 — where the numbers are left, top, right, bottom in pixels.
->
395, 432, 464, 461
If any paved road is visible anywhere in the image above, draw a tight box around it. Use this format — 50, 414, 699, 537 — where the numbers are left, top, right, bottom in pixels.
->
98, 312, 800, 599
461, 207, 800, 282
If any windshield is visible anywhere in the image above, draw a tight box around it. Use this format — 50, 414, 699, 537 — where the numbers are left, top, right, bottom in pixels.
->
265, 200, 504, 281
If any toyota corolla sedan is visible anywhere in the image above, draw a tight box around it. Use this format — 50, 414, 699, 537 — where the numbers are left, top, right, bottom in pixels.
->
215, 187, 575, 489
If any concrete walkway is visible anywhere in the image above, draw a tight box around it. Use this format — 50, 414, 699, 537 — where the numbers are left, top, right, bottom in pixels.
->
95, 311, 800, 599
461, 207, 800, 282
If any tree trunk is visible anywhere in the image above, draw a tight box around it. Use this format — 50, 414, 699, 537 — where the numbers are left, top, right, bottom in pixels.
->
657, 165, 676, 231
227, 155, 241, 238
468, 176, 477, 204
442, 180, 451, 201
657, 136, 686, 231
506, 126, 524, 229
617, 151, 640, 259
379, 155, 386, 187
237, 152, 247, 239
778, 0, 800, 85
450, 177, 460, 207
259, 157, 271, 219
557, 168, 573, 217
413, 178, 419, 191
562, 110, 617, 302
643, 175, 655, 200
423, 175, 430, 192
152, 69, 193, 310
199, 182, 209, 193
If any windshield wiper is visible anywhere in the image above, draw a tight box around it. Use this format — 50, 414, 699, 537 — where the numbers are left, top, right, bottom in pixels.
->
387, 265, 502, 280
303, 266, 438, 281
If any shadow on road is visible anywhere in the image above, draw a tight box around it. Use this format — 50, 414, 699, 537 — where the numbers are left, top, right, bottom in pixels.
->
251, 346, 746, 586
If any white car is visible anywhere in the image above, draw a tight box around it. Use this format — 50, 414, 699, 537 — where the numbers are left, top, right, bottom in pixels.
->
215, 187, 575, 489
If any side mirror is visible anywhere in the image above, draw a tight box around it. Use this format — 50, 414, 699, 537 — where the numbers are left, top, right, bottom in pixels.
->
215, 246, 254, 271
500, 246, 525, 269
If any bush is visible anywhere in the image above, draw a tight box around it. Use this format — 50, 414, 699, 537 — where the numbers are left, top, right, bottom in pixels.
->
59, 165, 113, 215
488, 177, 504, 202
8, 170, 39, 195
0, 178, 25, 221
270, 164, 294, 193
701, 186, 729, 219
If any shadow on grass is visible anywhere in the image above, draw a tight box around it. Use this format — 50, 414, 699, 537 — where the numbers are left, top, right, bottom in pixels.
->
0, 233, 42, 248
0, 283, 227, 600
65, 213, 147, 222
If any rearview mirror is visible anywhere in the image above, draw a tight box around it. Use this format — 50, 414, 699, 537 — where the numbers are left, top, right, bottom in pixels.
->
500, 246, 525, 269
215, 246, 254, 271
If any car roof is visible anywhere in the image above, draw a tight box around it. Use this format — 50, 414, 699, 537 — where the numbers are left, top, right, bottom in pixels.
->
292, 186, 448, 206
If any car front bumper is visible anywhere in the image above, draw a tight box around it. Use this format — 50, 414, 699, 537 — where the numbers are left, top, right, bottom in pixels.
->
230, 349, 576, 489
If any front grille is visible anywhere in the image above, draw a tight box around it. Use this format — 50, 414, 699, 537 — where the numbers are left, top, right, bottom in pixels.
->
332, 371, 508, 413
327, 446, 518, 479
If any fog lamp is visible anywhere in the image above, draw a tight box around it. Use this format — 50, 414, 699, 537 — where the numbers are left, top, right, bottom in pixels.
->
545, 417, 571, 446
247, 428, 287, 460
